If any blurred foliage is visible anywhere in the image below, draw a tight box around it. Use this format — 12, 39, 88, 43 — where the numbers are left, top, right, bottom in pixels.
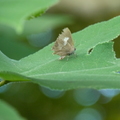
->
0, 0, 58, 33
1, 83, 120, 120
0, 99, 25, 120
0, 0, 120, 120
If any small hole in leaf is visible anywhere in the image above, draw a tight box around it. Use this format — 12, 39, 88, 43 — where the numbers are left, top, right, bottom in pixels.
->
88, 48, 93, 54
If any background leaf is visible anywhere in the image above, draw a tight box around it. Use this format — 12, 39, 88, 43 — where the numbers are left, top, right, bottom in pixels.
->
0, 99, 25, 120
0, 0, 58, 33
23, 14, 73, 35
0, 16, 120, 90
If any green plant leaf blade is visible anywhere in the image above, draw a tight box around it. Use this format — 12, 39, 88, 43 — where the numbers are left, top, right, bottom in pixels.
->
0, 16, 120, 90
22, 42, 120, 89
73, 15, 120, 54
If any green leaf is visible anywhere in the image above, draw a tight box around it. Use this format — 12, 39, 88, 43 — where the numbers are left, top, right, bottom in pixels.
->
0, 0, 58, 33
0, 16, 120, 90
0, 99, 25, 120
23, 14, 73, 35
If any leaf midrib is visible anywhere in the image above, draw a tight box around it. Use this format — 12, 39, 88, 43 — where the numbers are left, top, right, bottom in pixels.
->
27, 64, 118, 77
